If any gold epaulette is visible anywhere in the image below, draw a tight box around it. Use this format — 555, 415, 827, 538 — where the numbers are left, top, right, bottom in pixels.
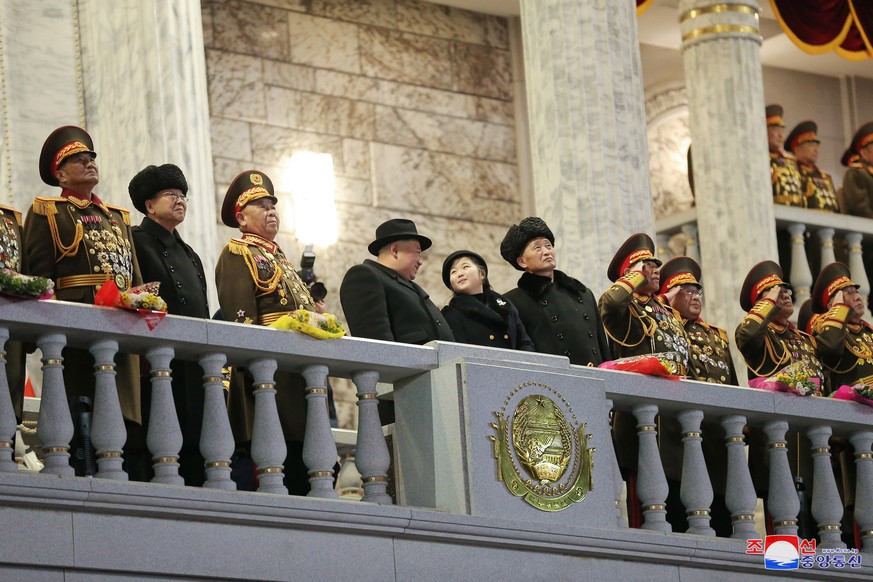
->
746, 298, 776, 324
713, 325, 729, 344
848, 161, 863, 169
0, 205, 22, 226
31, 196, 64, 216
227, 237, 251, 257
614, 271, 646, 294
105, 204, 131, 226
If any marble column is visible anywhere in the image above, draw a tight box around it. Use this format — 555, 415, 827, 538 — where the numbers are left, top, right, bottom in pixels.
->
679, 0, 776, 334
519, 0, 653, 293
77, 0, 218, 308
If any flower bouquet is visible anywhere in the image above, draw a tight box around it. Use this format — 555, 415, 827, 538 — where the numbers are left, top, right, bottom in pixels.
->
94, 280, 168, 330
831, 384, 873, 407
268, 309, 346, 339
0, 268, 55, 300
748, 362, 820, 396
598, 351, 683, 379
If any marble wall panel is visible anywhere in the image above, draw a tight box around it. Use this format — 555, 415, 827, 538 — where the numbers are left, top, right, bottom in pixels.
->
466, 96, 515, 126
212, 0, 289, 60
210, 117, 253, 161
374, 106, 516, 162
206, 50, 266, 122
472, 160, 519, 202
371, 143, 519, 225
266, 86, 375, 140
395, 0, 509, 49
263, 60, 315, 91
360, 27, 452, 90
452, 42, 512, 101
202, 2, 214, 47
310, 0, 397, 28
315, 70, 469, 119
243, 0, 305, 11
341, 138, 371, 179
288, 12, 361, 74
335, 176, 373, 205
249, 123, 344, 168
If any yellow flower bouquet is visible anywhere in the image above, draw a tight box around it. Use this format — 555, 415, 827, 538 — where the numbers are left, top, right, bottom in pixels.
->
268, 309, 346, 339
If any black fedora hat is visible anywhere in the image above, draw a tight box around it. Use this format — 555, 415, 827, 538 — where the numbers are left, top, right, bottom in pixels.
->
739, 260, 787, 312
368, 218, 432, 256
221, 170, 277, 227
39, 125, 96, 187
607, 233, 661, 282
442, 250, 488, 290
812, 262, 858, 314
128, 164, 188, 214
499, 217, 555, 271
658, 256, 701, 295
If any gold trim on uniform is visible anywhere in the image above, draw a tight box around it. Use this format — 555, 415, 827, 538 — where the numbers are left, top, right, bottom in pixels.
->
57, 273, 129, 290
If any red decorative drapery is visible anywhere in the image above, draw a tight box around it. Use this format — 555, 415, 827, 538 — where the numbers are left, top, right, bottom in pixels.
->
637, 0, 654, 17
771, 0, 873, 60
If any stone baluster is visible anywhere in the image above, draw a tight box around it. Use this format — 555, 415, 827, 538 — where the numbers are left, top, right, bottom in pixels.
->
90, 340, 127, 480
0, 328, 18, 472
849, 431, 873, 553
721, 415, 757, 539
846, 233, 871, 319
764, 420, 799, 535
656, 234, 672, 263
199, 353, 235, 490
248, 358, 286, 494
817, 228, 836, 266
678, 409, 714, 535
336, 451, 364, 500
633, 403, 670, 532
301, 365, 338, 499
37, 334, 74, 476
606, 399, 625, 527
807, 425, 846, 548
144, 346, 183, 485
788, 224, 812, 317
353, 370, 391, 505
681, 223, 699, 263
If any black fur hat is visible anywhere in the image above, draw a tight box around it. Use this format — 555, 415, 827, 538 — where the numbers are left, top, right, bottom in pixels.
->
499, 217, 555, 271
128, 164, 189, 214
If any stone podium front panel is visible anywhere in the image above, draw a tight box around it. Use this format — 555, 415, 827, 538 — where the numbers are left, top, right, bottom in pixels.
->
394, 359, 617, 528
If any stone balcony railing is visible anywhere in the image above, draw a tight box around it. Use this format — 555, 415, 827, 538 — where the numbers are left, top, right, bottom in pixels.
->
656, 206, 873, 321
0, 297, 871, 580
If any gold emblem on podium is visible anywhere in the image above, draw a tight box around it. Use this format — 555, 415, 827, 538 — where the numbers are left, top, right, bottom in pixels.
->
489, 382, 594, 512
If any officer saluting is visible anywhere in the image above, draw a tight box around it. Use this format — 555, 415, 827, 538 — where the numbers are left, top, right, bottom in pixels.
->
23, 125, 144, 476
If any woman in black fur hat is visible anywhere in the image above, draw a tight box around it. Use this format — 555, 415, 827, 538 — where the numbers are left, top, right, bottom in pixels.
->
440, 250, 533, 351
128, 163, 210, 485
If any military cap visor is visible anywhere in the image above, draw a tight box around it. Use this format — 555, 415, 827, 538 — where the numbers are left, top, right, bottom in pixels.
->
499, 217, 555, 271
39, 125, 97, 187
740, 260, 788, 312
442, 250, 488, 290
367, 218, 432, 256
812, 261, 859, 313
850, 121, 873, 155
784, 121, 819, 154
221, 170, 277, 227
658, 256, 702, 295
607, 232, 661, 282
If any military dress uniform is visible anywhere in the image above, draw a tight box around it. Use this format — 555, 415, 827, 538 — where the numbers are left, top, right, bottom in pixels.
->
0, 204, 27, 419
767, 105, 804, 207
783, 121, 840, 213
23, 127, 143, 430
216, 170, 315, 494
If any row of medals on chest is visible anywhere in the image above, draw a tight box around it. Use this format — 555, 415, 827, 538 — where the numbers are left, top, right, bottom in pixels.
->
80, 215, 132, 276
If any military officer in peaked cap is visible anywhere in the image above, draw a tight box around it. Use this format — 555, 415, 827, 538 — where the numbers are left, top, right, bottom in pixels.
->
767, 104, 804, 208
659, 257, 736, 385
784, 121, 840, 213
599, 233, 692, 374
735, 260, 825, 391
216, 170, 315, 494
23, 125, 145, 477
796, 299, 820, 337
811, 262, 873, 390
841, 121, 873, 218
0, 202, 28, 422
499, 217, 609, 366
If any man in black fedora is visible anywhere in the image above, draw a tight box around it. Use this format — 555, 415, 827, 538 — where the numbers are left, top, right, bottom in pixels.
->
340, 218, 453, 344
